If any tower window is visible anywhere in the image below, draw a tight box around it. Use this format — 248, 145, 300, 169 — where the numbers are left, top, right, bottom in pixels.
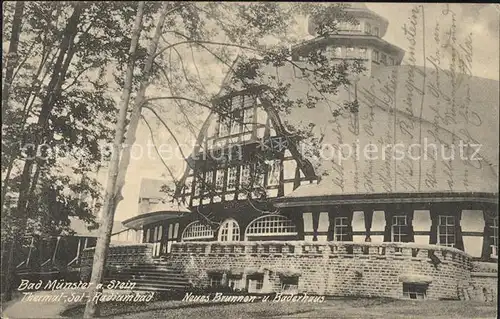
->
359, 47, 367, 59
381, 53, 387, 65
373, 26, 380, 37
346, 47, 355, 58
365, 22, 371, 34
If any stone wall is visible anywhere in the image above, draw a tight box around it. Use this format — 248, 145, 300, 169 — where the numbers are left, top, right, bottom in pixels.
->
166, 241, 477, 300
466, 261, 498, 302
80, 243, 153, 281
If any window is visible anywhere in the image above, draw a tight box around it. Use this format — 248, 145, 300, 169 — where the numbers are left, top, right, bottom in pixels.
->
358, 47, 367, 59
209, 273, 223, 287
242, 107, 253, 129
373, 26, 379, 37
392, 215, 407, 243
438, 215, 455, 247
245, 215, 297, 239
182, 221, 214, 241
239, 164, 251, 189
389, 57, 395, 66
267, 160, 281, 186
403, 283, 427, 300
381, 53, 387, 65
228, 276, 242, 290
194, 175, 203, 197
334, 217, 349, 241
255, 164, 265, 187
326, 46, 342, 58
231, 108, 243, 135
372, 50, 379, 62
218, 100, 231, 136
219, 219, 240, 242
491, 217, 498, 257
346, 47, 355, 58
204, 170, 214, 195
281, 276, 299, 294
247, 274, 264, 293
218, 96, 245, 137
185, 177, 193, 194
365, 22, 371, 34
215, 169, 225, 192
146, 229, 151, 242
227, 166, 238, 191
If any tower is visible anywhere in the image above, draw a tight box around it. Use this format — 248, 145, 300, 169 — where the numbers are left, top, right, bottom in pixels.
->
295, 3, 405, 75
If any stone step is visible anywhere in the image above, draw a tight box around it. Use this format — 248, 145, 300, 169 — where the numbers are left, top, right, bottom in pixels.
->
110, 269, 184, 277
107, 273, 190, 284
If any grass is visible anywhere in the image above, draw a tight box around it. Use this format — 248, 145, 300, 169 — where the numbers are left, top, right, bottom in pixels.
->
63, 296, 498, 319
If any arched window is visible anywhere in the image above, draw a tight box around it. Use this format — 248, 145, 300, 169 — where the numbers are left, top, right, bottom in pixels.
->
182, 221, 214, 241
218, 219, 240, 242
245, 215, 297, 240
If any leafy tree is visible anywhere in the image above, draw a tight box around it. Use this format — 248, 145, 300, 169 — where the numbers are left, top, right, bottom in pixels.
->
84, 2, 363, 317
1, 1, 161, 301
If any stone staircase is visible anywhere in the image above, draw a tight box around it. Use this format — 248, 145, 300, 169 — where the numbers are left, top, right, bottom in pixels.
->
104, 261, 191, 292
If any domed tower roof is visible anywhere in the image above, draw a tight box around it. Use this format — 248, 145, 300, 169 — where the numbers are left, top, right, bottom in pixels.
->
307, 2, 389, 38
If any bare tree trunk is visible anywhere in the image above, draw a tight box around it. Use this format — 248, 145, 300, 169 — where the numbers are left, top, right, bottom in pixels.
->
83, 2, 146, 317
1, 1, 24, 120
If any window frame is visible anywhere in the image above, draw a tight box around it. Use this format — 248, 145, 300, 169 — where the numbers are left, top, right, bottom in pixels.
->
245, 215, 297, 239
391, 215, 407, 243
437, 215, 456, 247
402, 283, 427, 300
281, 276, 299, 294
215, 168, 225, 192
226, 166, 238, 191
334, 216, 349, 242
218, 219, 240, 242
491, 217, 498, 258
267, 160, 281, 187
181, 221, 214, 241
365, 22, 371, 34
209, 273, 223, 287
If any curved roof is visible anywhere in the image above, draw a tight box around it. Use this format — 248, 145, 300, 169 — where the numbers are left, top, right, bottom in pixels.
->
122, 201, 190, 229
261, 63, 498, 198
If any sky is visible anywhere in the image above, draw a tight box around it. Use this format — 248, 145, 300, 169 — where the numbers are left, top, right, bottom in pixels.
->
112, 3, 499, 222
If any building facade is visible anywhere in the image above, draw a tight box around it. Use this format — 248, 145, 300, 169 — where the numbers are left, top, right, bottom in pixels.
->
117, 4, 498, 300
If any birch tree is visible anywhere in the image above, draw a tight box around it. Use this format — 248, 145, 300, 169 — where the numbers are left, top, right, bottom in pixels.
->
84, 2, 363, 316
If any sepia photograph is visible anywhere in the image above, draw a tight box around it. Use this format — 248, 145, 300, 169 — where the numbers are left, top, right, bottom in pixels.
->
1, 2, 498, 318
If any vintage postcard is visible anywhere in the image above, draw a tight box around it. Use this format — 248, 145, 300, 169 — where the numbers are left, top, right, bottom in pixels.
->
1, 2, 498, 318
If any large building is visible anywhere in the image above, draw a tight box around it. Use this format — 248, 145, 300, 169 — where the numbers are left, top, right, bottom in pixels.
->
90, 4, 498, 301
